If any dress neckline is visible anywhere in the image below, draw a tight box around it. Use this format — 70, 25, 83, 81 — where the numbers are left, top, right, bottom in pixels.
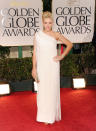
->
40, 30, 57, 41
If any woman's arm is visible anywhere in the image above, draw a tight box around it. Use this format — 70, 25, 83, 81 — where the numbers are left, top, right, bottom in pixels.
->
56, 32, 73, 59
32, 34, 37, 80
53, 32, 73, 62
32, 34, 37, 70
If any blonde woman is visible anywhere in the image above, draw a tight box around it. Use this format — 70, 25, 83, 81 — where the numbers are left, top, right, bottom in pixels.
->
32, 11, 73, 125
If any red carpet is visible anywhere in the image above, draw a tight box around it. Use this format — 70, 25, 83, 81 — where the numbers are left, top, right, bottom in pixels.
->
0, 87, 96, 131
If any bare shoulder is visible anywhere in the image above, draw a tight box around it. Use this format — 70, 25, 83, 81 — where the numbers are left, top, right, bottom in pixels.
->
53, 31, 61, 41
55, 31, 61, 37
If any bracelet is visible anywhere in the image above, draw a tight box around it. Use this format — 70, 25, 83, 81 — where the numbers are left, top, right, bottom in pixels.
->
61, 54, 65, 59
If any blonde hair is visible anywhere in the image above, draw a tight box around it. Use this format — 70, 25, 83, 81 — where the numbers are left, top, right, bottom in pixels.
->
42, 11, 53, 21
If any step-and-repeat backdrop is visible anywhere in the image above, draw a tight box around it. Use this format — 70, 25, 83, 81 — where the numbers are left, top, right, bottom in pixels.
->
0, 0, 95, 46
52, 0, 95, 43
0, 0, 43, 46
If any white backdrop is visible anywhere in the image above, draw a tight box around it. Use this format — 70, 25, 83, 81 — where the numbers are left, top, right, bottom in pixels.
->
52, 0, 95, 43
0, 0, 43, 46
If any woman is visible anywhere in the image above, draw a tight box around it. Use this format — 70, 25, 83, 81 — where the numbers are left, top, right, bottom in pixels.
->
32, 11, 73, 125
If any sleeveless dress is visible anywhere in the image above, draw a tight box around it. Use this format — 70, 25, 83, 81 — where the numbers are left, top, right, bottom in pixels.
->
35, 30, 61, 124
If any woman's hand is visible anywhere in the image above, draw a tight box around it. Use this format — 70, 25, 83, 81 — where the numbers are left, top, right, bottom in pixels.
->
53, 55, 64, 62
32, 68, 40, 83
32, 68, 36, 79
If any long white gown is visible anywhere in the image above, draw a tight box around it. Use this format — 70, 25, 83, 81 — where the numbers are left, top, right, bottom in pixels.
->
35, 30, 61, 124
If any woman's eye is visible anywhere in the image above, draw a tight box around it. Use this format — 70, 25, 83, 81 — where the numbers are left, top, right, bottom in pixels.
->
44, 22, 52, 24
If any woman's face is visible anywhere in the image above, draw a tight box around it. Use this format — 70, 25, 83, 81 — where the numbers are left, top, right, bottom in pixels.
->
42, 17, 53, 31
